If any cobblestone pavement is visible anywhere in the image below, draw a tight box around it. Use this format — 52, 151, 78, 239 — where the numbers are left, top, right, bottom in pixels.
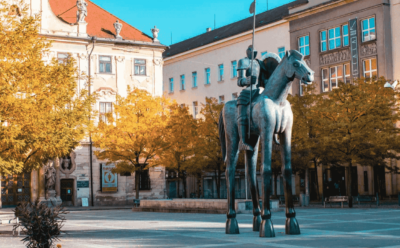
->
1, 208, 400, 247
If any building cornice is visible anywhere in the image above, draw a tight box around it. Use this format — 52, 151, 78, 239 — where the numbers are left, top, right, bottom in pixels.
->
285, 0, 359, 21
40, 34, 168, 51
164, 20, 287, 62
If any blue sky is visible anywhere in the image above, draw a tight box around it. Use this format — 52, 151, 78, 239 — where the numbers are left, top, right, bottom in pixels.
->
91, 0, 295, 45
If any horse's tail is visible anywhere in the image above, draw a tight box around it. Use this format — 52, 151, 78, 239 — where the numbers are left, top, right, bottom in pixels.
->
218, 109, 227, 162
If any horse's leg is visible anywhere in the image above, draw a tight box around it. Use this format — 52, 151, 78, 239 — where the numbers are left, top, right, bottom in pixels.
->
280, 127, 300, 235
245, 137, 261, 231
260, 130, 275, 238
226, 133, 240, 234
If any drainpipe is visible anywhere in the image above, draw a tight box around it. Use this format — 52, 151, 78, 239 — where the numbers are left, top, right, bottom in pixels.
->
88, 36, 96, 206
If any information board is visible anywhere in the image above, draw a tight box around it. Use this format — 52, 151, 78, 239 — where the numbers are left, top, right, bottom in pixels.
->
101, 163, 118, 192
77, 176, 90, 198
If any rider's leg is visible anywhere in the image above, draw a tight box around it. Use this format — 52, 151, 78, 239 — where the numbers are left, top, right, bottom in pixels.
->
237, 104, 253, 151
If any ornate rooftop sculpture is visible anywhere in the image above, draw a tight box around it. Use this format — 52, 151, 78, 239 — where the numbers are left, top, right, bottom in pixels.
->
76, 0, 88, 23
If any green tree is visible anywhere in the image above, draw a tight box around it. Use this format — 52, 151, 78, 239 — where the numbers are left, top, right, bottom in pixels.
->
318, 78, 400, 207
92, 88, 170, 199
0, 0, 94, 175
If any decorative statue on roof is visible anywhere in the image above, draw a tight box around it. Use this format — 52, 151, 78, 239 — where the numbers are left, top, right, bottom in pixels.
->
114, 20, 123, 40
151, 26, 159, 42
76, 0, 88, 23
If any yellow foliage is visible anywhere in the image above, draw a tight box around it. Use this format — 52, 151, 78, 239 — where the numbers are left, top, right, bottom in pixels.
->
0, 1, 95, 174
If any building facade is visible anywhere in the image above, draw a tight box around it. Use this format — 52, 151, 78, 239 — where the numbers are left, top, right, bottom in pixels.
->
1, 0, 167, 208
287, 0, 400, 199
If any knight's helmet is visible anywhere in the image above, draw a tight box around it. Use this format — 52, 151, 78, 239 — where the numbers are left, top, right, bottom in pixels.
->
260, 52, 282, 88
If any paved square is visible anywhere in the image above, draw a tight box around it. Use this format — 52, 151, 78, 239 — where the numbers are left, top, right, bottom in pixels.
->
1, 208, 400, 247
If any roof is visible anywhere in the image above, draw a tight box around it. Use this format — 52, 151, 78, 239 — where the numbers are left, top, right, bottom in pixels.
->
163, 0, 308, 58
49, 0, 153, 42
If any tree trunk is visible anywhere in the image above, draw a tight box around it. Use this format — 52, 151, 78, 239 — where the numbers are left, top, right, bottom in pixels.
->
347, 162, 353, 208
183, 171, 187, 198
314, 158, 320, 200
305, 167, 309, 196
135, 168, 140, 199
197, 173, 201, 198
216, 166, 221, 199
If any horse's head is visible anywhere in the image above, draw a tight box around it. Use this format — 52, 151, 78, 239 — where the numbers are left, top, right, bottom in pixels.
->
284, 50, 314, 84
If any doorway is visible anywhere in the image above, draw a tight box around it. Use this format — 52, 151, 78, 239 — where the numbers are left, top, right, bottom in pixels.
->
60, 179, 74, 206
168, 181, 177, 199
374, 166, 386, 197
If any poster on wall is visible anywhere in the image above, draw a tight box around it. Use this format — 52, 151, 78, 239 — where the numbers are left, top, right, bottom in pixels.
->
101, 163, 118, 193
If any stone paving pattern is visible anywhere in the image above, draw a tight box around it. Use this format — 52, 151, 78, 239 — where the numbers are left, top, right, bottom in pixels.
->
1, 208, 400, 247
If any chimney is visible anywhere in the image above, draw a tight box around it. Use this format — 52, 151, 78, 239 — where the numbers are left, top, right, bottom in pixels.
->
206, 27, 212, 32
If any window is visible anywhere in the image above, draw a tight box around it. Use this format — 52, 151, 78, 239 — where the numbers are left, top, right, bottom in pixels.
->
344, 63, 351, 83
133, 169, 150, 190
343, 24, 349, 46
322, 68, 329, 92
180, 75, 185, 90
261, 51, 268, 57
298, 35, 310, 56
219, 95, 225, 104
278, 47, 285, 59
231, 61, 237, 78
363, 58, 377, 78
169, 78, 174, 93
205, 68, 210, 84
99, 56, 112, 73
362, 17, 376, 42
99, 102, 112, 123
193, 101, 198, 118
218, 64, 224, 81
57, 53, 70, 64
134, 59, 146, 75
328, 27, 341, 50
320, 31, 327, 52
232, 92, 238, 100
330, 65, 343, 89
192, 72, 197, 87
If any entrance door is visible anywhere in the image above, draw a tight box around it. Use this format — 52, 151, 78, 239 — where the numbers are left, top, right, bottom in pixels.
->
60, 179, 74, 206
168, 181, 177, 198
1, 173, 31, 207
374, 166, 386, 197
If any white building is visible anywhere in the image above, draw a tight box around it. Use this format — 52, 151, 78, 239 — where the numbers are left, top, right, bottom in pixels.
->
1, 0, 167, 208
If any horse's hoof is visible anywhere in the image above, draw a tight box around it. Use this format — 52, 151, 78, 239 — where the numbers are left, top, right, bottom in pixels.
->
285, 217, 300, 235
226, 218, 240, 234
259, 219, 275, 237
253, 214, 262, 231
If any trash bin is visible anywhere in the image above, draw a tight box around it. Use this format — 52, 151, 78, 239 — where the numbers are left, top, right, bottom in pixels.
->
304, 194, 310, 207
299, 193, 305, 206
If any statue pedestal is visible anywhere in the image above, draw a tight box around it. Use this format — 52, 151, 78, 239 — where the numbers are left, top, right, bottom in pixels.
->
41, 190, 62, 207
77, 22, 87, 38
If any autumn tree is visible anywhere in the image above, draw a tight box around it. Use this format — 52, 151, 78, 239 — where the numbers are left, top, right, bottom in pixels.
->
0, 1, 94, 175
289, 84, 323, 200
92, 88, 170, 199
194, 97, 226, 198
159, 104, 198, 198
318, 78, 400, 207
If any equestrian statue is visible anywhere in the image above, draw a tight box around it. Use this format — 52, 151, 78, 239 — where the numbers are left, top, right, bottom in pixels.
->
218, 48, 314, 237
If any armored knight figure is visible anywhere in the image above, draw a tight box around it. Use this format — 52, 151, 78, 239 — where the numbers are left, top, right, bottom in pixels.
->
236, 45, 262, 151
236, 46, 282, 151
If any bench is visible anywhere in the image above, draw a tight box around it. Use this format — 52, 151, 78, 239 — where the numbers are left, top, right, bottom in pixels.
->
0, 217, 20, 236
278, 195, 299, 205
133, 199, 140, 207
355, 195, 378, 207
324, 196, 348, 208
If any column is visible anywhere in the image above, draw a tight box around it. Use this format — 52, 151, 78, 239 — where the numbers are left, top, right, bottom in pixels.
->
55, 158, 61, 201
38, 166, 46, 202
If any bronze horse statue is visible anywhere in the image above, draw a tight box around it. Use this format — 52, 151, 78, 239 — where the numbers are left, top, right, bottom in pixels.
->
219, 50, 314, 237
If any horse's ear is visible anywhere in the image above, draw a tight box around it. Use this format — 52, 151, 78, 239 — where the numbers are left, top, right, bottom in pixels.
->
286, 50, 290, 58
